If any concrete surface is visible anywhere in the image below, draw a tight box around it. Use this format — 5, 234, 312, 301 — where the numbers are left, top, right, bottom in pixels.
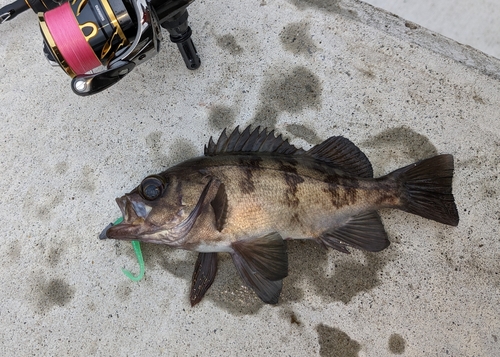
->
363, 0, 500, 59
0, 0, 499, 356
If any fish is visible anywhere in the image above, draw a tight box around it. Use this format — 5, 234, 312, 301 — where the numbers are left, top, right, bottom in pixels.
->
100, 126, 459, 306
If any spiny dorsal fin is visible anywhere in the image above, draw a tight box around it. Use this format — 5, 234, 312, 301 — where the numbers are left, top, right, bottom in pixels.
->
305, 136, 373, 178
205, 126, 305, 156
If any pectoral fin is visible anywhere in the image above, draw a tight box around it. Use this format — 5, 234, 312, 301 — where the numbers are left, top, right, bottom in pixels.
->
190, 252, 218, 306
230, 232, 288, 304
210, 183, 227, 232
318, 211, 390, 253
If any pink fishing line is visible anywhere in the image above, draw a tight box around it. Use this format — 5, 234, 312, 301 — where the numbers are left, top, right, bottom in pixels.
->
44, 3, 101, 75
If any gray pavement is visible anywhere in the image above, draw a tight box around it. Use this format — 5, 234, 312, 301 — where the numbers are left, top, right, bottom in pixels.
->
0, 0, 499, 356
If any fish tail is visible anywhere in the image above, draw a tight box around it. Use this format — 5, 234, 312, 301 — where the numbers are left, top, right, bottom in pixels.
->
390, 154, 459, 226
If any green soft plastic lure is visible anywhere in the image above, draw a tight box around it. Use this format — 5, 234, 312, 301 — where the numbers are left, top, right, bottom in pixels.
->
112, 217, 145, 282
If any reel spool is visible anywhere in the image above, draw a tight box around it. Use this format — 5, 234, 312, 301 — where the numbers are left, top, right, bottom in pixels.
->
39, 0, 135, 77
1, 0, 199, 96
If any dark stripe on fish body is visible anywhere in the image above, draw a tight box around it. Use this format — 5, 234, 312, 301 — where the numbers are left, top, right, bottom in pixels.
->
343, 187, 358, 205
290, 212, 303, 227
324, 183, 358, 208
324, 174, 341, 185
372, 180, 400, 207
279, 163, 299, 175
284, 172, 304, 208
279, 156, 299, 167
238, 155, 263, 168
373, 189, 399, 207
237, 156, 263, 194
239, 167, 256, 194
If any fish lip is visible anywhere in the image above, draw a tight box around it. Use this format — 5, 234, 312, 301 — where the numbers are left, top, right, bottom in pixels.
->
102, 194, 156, 240
116, 196, 129, 222
105, 222, 140, 240
99, 223, 113, 240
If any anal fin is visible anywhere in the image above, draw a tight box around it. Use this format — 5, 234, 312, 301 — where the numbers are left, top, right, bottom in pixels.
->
190, 252, 218, 306
318, 211, 390, 253
231, 232, 288, 304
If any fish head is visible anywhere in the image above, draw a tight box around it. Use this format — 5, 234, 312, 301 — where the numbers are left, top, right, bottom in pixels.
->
103, 172, 206, 245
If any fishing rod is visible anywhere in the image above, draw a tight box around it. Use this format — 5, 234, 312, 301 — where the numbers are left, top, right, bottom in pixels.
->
0, 0, 200, 95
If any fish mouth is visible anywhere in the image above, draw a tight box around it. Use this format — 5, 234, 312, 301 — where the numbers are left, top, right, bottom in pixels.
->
100, 194, 154, 240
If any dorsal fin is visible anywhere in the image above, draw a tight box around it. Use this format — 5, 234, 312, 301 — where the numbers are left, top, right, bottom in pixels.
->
305, 136, 373, 178
204, 126, 305, 156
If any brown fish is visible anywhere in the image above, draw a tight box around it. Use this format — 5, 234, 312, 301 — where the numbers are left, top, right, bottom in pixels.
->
101, 126, 459, 305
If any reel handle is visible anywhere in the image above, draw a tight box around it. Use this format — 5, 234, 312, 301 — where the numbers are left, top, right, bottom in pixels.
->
0, 0, 59, 23
71, 61, 136, 96
0, 0, 29, 22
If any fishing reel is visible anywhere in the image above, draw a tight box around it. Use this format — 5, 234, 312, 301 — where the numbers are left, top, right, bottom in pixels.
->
0, 0, 200, 95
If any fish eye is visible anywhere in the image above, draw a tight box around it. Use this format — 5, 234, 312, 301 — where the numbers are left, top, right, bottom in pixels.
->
140, 175, 166, 201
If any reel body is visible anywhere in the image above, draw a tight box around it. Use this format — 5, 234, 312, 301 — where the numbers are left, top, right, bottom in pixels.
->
1, 0, 199, 95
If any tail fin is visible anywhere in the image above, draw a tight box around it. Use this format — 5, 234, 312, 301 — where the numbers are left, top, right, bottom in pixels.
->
389, 154, 459, 226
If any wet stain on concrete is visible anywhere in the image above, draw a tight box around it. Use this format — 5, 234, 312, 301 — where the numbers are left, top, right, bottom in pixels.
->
280, 21, 318, 56
452, 139, 500, 287
35, 197, 63, 220
206, 254, 265, 314
290, 0, 340, 12
7, 240, 21, 263
289, 0, 358, 19
140, 234, 394, 314
362, 126, 438, 164
147, 131, 197, 169
145, 131, 163, 150
167, 138, 198, 167
388, 333, 406, 354
449, 252, 500, 288
356, 65, 375, 79
456, 138, 500, 209
55, 161, 69, 175
23, 189, 65, 222
286, 123, 322, 144
282, 240, 394, 304
493, 334, 498, 343
472, 94, 485, 104
208, 105, 236, 131
80, 165, 96, 192
37, 279, 75, 312
145, 131, 170, 169
140, 243, 264, 315
316, 324, 361, 357
252, 66, 322, 128
216, 34, 243, 55
46, 246, 62, 267
116, 282, 132, 301
252, 106, 280, 129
